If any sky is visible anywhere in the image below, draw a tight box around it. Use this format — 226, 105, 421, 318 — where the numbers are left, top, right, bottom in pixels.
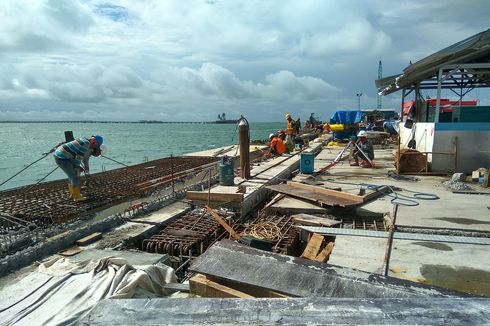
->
0, 0, 489, 122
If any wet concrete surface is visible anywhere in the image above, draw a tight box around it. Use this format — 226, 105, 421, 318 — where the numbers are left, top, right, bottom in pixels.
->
412, 241, 453, 251
434, 217, 490, 225
420, 264, 490, 296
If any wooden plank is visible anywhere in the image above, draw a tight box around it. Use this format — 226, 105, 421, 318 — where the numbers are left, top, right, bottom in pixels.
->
205, 205, 241, 240
288, 182, 364, 203
362, 185, 390, 202
208, 276, 289, 298
186, 191, 244, 203
315, 242, 335, 263
76, 232, 102, 246
291, 214, 341, 227
189, 274, 254, 298
266, 184, 361, 208
300, 233, 324, 260
58, 246, 82, 256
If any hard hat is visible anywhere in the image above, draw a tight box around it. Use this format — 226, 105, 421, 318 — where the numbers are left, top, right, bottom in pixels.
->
285, 113, 291, 120
278, 130, 285, 135
92, 135, 103, 147
357, 130, 368, 137
269, 133, 275, 139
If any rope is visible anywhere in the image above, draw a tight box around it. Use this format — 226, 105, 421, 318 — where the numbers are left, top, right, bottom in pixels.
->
242, 221, 282, 242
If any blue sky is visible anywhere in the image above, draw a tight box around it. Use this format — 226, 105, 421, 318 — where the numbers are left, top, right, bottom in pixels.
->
0, 0, 489, 122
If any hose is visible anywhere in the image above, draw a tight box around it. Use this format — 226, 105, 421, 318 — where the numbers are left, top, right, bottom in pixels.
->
322, 178, 439, 207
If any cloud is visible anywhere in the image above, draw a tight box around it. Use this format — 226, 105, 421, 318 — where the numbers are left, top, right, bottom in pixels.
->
0, 0, 489, 122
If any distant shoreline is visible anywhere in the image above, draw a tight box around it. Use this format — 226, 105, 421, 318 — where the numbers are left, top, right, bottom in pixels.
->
0, 120, 220, 124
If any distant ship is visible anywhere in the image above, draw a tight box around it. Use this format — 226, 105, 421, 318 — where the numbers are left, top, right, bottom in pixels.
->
215, 113, 239, 124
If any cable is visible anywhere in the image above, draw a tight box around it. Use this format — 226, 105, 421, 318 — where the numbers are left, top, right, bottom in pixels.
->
0, 153, 50, 188
22, 166, 59, 193
101, 155, 129, 167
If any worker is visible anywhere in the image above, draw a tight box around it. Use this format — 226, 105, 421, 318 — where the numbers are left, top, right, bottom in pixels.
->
351, 130, 374, 168
53, 135, 103, 202
277, 130, 286, 141
267, 133, 286, 156
284, 113, 296, 152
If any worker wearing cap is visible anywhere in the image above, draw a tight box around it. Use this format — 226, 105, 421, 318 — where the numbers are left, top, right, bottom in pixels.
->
267, 133, 286, 156
54, 135, 103, 202
284, 113, 296, 152
351, 130, 374, 168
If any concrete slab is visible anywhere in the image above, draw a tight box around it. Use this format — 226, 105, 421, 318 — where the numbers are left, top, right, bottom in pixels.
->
183, 145, 268, 158
93, 201, 191, 249
83, 297, 490, 325
297, 147, 490, 231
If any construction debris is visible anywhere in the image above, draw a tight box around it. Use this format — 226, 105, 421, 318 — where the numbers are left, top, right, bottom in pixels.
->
188, 240, 467, 298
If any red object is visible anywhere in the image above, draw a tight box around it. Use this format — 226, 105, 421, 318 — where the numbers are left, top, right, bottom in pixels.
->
402, 99, 477, 115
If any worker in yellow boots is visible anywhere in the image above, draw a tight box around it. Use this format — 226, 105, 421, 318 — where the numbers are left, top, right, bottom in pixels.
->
284, 113, 296, 152
53, 135, 103, 202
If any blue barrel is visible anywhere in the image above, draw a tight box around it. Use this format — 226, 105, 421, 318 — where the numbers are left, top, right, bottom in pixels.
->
219, 156, 235, 186
300, 153, 315, 174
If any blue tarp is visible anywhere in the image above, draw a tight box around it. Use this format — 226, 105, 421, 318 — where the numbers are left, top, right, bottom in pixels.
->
329, 110, 363, 124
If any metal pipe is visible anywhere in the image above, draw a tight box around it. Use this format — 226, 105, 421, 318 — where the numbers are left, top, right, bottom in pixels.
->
171, 154, 175, 197
238, 117, 250, 179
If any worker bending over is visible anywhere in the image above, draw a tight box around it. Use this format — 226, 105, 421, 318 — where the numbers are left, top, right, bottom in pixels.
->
54, 135, 103, 202
267, 133, 286, 156
351, 130, 374, 168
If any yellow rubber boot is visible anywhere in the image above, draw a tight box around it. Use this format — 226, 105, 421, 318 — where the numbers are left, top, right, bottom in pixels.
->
67, 184, 74, 199
72, 186, 87, 202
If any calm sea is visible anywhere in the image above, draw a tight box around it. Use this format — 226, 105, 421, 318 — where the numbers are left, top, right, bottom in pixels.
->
0, 122, 282, 191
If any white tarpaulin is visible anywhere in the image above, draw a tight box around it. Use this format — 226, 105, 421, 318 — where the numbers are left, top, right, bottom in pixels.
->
0, 256, 176, 325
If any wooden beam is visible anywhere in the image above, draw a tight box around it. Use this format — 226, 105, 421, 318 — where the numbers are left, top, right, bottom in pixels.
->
205, 205, 241, 240
76, 232, 102, 246
287, 182, 364, 203
291, 214, 341, 227
362, 185, 390, 202
300, 233, 324, 260
266, 184, 362, 208
210, 276, 289, 298
186, 191, 244, 203
190, 274, 254, 298
315, 242, 335, 263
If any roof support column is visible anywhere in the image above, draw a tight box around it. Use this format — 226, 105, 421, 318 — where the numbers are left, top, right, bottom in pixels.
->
435, 68, 443, 123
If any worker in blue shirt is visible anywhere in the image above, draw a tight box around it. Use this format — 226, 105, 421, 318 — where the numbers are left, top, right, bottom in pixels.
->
54, 135, 103, 202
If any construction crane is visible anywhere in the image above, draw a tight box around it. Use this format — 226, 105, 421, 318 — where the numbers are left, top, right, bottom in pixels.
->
377, 60, 383, 110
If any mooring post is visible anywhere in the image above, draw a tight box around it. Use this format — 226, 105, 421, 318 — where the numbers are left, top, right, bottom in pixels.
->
238, 117, 250, 179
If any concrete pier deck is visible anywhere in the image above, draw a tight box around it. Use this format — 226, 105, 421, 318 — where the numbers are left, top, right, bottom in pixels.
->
269, 146, 490, 295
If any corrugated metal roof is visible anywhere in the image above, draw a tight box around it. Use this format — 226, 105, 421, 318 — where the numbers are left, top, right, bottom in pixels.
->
376, 28, 490, 95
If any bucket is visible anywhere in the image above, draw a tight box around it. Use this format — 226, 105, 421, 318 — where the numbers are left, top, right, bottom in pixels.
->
219, 156, 234, 186
300, 153, 315, 174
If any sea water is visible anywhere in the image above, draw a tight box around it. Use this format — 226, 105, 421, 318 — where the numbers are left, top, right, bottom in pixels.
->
0, 122, 282, 190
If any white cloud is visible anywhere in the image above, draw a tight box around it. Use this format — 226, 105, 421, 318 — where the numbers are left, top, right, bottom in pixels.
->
0, 0, 489, 121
